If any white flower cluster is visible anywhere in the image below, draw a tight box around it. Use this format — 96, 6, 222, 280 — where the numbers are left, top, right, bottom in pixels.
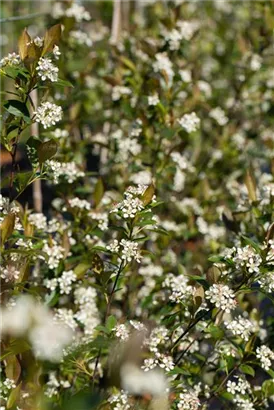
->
225, 316, 255, 341
111, 191, 144, 219
114, 324, 130, 341
258, 272, 274, 293
178, 112, 200, 133
112, 85, 132, 101
52, 128, 69, 139
164, 21, 198, 50
177, 390, 200, 410
44, 372, 70, 398
148, 93, 160, 106
256, 345, 274, 371
34, 101, 62, 129
142, 352, 174, 372
52, 2, 91, 21
36, 57, 59, 82
0, 52, 20, 67
70, 30, 92, 47
89, 211, 108, 231
28, 212, 47, 230
205, 284, 237, 313
0, 264, 20, 283
171, 152, 195, 172
111, 129, 142, 161
108, 390, 130, 410
106, 239, 120, 253
46, 160, 85, 184
146, 326, 169, 353
153, 53, 174, 84
163, 273, 193, 304
68, 197, 91, 211
139, 264, 163, 277
209, 107, 228, 126
120, 239, 142, 263
58, 270, 77, 295
227, 376, 251, 395
0, 378, 17, 402
1, 296, 73, 362
42, 239, 65, 269
232, 245, 262, 274
54, 308, 77, 331
74, 287, 100, 336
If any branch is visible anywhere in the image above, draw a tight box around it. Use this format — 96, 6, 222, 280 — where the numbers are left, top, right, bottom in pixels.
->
0, 12, 47, 23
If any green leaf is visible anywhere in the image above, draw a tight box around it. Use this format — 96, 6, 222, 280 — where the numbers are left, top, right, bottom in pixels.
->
7, 382, 21, 409
94, 178, 104, 207
3, 100, 31, 123
37, 139, 58, 163
106, 315, 117, 331
55, 78, 74, 88
74, 262, 91, 279
1, 340, 30, 360
240, 364, 255, 377
262, 379, 274, 397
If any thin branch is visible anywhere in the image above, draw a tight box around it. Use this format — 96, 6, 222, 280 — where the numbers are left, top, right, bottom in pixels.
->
0, 12, 47, 23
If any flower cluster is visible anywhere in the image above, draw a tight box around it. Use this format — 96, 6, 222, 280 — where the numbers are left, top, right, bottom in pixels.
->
34, 101, 62, 129
36, 57, 59, 82
225, 316, 255, 341
256, 345, 274, 371
205, 284, 237, 313
178, 112, 200, 133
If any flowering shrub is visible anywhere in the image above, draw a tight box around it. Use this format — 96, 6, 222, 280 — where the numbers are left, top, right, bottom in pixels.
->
1, 1, 274, 410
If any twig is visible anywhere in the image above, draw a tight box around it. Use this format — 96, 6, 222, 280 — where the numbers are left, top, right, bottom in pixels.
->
0, 12, 47, 23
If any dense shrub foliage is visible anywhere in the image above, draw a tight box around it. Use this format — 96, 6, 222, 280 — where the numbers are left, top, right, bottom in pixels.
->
1, 1, 274, 409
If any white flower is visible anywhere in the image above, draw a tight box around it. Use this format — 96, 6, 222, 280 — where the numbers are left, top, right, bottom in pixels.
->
0, 52, 20, 67
227, 376, 251, 395
225, 316, 255, 341
70, 30, 92, 47
177, 390, 200, 410
109, 390, 130, 410
34, 102, 62, 129
65, 3, 91, 22
205, 284, 237, 313
148, 94, 160, 106
112, 85, 132, 101
58, 270, 77, 295
54, 308, 77, 331
106, 239, 120, 253
258, 272, 274, 293
111, 192, 144, 219
120, 239, 142, 263
34, 36, 44, 47
163, 273, 193, 304
179, 69, 192, 83
53, 45, 61, 59
232, 246, 262, 274
36, 57, 59, 82
45, 160, 84, 184
177, 20, 199, 40
114, 324, 130, 341
44, 278, 58, 292
178, 112, 200, 133
89, 212, 108, 231
0, 264, 20, 282
209, 107, 228, 126
67, 197, 91, 211
256, 345, 274, 371
74, 287, 100, 336
153, 53, 174, 84
28, 213, 47, 230
42, 239, 65, 269
250, 54, 262, 71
